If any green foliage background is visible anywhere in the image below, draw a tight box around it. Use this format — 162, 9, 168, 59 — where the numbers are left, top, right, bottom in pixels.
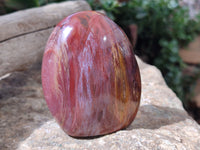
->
1, 0, 200, 106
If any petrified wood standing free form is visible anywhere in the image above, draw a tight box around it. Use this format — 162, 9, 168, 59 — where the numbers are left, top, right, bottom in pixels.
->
42, 11, 141, 137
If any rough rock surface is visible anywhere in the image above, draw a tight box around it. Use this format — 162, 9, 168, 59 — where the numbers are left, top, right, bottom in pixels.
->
0, 62, 52, 150
17, 57, 200, 150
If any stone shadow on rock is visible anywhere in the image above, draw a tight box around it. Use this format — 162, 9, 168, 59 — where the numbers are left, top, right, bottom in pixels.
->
126, 105, 191, 130
0, 61, 52, 150
0, 61, 42, 100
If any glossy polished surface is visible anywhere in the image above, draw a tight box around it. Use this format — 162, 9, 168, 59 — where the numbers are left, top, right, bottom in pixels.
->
42, 11, 141, 137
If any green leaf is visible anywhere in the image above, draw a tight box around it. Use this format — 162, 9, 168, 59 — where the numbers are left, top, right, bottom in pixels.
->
136, 12, 147, 19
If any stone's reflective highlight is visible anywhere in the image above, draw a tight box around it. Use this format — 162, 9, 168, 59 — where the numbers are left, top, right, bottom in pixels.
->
42, 11, 141, 137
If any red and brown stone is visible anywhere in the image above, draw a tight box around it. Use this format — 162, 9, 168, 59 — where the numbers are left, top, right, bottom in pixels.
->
42, 11, 141, 137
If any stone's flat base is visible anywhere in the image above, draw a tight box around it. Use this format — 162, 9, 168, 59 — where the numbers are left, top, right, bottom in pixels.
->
17, 57, 200, 150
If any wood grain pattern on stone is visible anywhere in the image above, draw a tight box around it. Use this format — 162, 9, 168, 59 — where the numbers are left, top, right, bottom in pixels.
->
18, 57, 200, 150
0, 0, 91, 77
42, 11, 141, 137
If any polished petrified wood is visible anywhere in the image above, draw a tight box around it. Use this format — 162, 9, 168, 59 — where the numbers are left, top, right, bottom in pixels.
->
42, 11, 141, 137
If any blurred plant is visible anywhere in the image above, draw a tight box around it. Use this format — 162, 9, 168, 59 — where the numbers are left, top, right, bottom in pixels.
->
87, 0, 200, 103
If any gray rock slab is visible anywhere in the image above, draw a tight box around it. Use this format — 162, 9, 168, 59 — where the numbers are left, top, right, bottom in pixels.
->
17, 57, 200, 150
